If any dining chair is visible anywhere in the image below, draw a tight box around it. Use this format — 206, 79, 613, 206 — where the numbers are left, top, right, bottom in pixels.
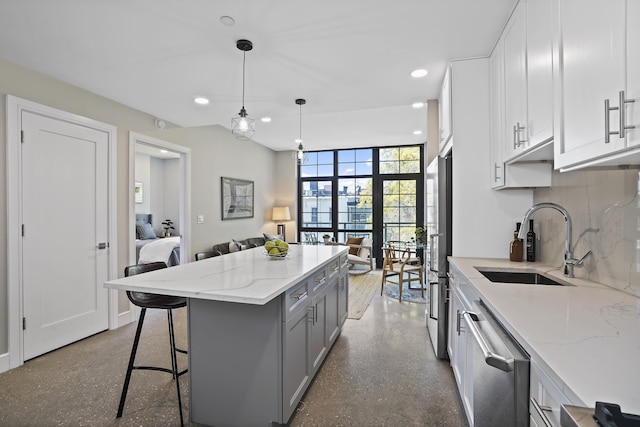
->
116, 262, 188, 426
381, 246, 424, 302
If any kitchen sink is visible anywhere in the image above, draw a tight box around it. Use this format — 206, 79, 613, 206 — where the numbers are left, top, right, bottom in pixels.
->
476, 269, 570, 286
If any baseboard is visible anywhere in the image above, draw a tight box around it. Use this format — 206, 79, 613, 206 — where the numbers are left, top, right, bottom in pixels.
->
0, 352, 10, 374
117, 310, 136, 328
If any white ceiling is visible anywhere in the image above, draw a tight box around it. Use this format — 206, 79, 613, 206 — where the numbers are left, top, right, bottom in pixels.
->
0, 0, 516, 152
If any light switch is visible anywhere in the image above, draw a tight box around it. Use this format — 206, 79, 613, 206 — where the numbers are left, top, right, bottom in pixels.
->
197, 215, 205, 224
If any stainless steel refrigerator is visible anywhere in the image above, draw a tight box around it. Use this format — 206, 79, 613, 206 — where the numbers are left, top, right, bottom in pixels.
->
425, 154, 452, 360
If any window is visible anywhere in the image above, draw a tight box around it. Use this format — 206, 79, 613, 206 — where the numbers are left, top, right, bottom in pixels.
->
298, 145, 423, 267
300, 181, 332, 228
379, 146, 421, 174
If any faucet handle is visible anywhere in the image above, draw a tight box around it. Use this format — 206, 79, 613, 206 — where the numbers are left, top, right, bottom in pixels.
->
566, 251, 592, 267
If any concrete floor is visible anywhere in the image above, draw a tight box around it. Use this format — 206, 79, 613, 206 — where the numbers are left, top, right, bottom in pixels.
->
0, 291, 466, 426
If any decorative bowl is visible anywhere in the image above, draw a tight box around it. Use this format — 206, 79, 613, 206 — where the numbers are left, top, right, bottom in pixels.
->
263, 244, 290, 260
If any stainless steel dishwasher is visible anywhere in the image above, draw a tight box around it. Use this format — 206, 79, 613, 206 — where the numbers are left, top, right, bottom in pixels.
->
462, 300, 530, 427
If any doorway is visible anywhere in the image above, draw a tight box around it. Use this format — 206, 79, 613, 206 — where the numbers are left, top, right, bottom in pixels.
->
6, 96, 118, 368
128, 134, 191, 258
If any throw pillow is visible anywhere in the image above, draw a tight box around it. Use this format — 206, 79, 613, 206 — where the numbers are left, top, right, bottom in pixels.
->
234, 239, 247, 251
263, 232, 284, 242
230, 239, 246, 252
135, 224, 145, 240
346, 236, 364, 255
142, 223, 157, 239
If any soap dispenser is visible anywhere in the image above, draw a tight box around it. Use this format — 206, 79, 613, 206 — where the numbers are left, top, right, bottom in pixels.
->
509, 222, 523, 262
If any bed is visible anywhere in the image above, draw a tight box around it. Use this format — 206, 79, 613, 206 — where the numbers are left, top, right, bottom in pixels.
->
135, 214, 181, 266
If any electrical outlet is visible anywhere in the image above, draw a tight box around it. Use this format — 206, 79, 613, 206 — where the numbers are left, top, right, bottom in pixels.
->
197, 215, 204, 224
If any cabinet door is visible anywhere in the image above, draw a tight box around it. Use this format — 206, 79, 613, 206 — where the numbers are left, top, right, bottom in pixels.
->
338, 273, 348, 326
554, 0, 626, 168
310, 288, 328, 375
526, 0, 554, 148
627, 0, 640, 148
282, 306, 312, 421
490, 39, 506, 188
325, 278, 340, 345
439, 67, 452, 154
503, 1, 528, 160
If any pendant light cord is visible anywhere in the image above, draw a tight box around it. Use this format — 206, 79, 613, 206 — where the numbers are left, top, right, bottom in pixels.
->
242, 51, 246, 109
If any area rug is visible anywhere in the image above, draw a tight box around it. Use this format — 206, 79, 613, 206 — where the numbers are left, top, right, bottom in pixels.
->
382, 282, 427, 304
348, 269, 382, 319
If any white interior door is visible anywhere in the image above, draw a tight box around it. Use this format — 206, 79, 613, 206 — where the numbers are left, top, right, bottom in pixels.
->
22, 111, 109, 360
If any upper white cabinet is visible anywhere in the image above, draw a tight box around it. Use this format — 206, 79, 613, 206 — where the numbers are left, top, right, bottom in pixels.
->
489, 0, 552, 189
439, 66, 452, 155
553, 0, 640, 170
503, 1, 529, 160
525, 0, 554, 148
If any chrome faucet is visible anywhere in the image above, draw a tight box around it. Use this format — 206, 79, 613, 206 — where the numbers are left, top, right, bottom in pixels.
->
517, 202, 591, 278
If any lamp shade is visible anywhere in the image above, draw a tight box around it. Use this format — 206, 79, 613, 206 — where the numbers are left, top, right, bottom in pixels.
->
272, 206, 291, 221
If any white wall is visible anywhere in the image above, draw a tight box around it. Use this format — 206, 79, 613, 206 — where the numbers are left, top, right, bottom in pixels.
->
450, 58, 534, 258
0, 58, 295, 355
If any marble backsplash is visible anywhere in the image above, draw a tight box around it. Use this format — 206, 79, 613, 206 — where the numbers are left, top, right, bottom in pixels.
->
532, 167, 640, 297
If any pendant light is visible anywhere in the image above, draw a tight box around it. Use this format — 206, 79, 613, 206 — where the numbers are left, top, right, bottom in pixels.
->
231, 39, 255, 140
295, 98, 307, 165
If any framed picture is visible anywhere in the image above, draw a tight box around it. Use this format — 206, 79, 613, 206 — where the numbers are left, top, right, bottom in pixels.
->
134, 181, 143, 204
221, 177, 254, 220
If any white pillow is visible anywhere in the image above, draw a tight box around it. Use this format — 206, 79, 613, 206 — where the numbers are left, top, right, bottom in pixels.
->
359, 238, 372, 259
229, 240, 239, 252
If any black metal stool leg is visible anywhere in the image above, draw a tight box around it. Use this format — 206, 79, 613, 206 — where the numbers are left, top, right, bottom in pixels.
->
167, 309, 185, 426
117, 307, 147, 418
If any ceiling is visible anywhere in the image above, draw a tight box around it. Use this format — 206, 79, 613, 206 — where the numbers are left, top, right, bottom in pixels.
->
0, 0, 516, 152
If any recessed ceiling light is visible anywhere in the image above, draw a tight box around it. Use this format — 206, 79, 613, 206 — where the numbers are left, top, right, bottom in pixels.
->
220, 16, 235, 26
194, 97, 209, 105
160, 149, 168, 154
412, 102, 425, 109
411, 69, 428, 78
413, 130, 423, 135
261, 117, 272, 123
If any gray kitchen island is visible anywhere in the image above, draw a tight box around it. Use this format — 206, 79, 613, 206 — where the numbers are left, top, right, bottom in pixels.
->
105, 244, 349, 426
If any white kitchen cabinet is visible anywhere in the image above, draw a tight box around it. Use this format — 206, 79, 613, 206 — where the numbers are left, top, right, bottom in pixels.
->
529, 359, 572, 427
525, 0, 554, 149
439, 66, 452, 156
447, 266, 474, 426
553, 0, 640, 170
503, 0, 528, 160
490, 11, 552, 190
490, 38, 506, 188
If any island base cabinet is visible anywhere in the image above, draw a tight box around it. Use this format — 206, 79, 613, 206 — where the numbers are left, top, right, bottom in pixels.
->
283, 305, 312, 422
188, 297, 283, 427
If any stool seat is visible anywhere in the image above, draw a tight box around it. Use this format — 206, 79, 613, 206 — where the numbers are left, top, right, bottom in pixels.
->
127, 291, 186, 310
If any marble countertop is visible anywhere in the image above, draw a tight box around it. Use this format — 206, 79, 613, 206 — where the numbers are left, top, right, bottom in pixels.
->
449, 257, 640, 415
105, 245, 348, 305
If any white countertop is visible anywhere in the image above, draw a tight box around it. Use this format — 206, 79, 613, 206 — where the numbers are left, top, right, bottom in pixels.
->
449, 257, 640, 415
105, 245, 348, 305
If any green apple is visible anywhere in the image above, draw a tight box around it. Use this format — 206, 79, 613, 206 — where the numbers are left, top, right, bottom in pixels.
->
268, 247, 280, 256
265, 240, 276, 251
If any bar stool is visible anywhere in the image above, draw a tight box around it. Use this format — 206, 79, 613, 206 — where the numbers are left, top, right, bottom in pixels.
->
116, 262, 188, 426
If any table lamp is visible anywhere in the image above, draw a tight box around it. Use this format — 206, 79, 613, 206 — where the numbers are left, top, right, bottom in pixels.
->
272, 206, 291, 238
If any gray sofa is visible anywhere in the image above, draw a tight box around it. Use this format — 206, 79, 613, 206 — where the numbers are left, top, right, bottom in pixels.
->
211, 236, 266, 256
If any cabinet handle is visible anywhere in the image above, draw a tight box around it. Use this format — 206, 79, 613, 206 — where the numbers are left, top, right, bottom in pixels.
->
308, 305, 315, 323
494, 163, 502, 182
530, 397, 553, 427
514, 122, 526, 148
605, 98, 619, 143
619, 90, 636, 138
456, 309, 461, 336
293, 291, 308, 301
315, 276, 326, 285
